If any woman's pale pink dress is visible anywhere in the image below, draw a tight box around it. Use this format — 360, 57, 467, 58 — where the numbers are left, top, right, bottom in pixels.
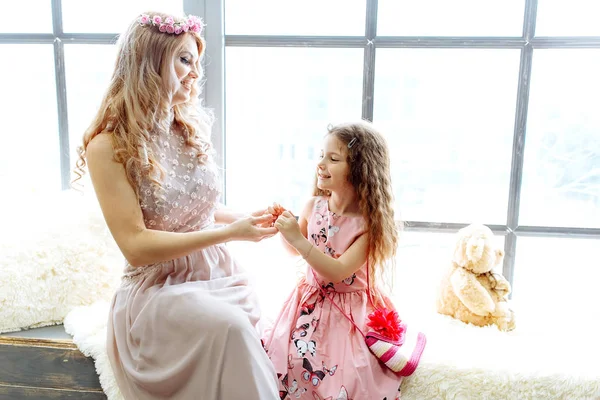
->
106, 128, 280, 400
263, 197, 403, 400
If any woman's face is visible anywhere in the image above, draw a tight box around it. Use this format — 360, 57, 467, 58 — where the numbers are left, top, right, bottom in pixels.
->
170, 34, 200, 107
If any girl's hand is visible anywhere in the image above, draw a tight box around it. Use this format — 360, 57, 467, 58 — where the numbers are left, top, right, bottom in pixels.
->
227, 215, 278, 242
274, 211, 303, 245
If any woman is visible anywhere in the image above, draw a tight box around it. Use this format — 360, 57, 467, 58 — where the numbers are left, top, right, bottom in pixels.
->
73, 12, 280, 400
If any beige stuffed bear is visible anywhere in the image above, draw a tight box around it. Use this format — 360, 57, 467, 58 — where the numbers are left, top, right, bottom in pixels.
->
436, 224, 516, 331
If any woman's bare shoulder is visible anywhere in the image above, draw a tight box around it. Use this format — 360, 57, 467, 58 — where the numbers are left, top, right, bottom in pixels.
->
86, 133, 114, 161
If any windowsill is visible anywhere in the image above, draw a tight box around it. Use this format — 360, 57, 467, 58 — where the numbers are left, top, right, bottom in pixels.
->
0, 324, 72, 340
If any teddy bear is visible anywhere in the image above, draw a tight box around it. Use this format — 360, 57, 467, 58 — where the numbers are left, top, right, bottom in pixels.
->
436, 224, 516, 331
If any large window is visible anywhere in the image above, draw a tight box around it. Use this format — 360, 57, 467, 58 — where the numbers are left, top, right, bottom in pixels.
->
0, 0, 183, 191
219, 0, 600, 326
2, 0, 598, 328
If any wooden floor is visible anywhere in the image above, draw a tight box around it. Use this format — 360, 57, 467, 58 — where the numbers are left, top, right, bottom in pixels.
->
0, 327, 105, 399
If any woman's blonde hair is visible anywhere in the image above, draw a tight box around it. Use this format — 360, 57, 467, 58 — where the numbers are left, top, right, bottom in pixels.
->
72, 11, 213, 199
313, 121, 401, 292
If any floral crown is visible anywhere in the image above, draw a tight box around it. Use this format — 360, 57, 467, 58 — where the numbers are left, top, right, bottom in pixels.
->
138, 14, 204, 35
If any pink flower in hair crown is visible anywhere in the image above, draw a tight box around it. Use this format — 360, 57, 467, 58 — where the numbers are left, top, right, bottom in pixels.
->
139, 13, 204, 35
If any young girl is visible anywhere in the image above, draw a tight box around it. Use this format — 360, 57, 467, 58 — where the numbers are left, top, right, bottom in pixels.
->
264, 121, 422, 399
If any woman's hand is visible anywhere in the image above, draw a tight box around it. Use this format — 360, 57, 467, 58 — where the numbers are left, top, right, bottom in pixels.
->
274, 211, 303, 245
227, 215, 278, 242
253, 203, 286, 227
250, 208, 268, 218
250, 208, 272, 228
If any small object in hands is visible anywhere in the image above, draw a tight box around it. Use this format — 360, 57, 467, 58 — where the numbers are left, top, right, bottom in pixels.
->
271, 204, 286, 227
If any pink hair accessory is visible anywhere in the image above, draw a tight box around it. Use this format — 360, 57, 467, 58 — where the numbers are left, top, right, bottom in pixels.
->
139, 13, 204, 35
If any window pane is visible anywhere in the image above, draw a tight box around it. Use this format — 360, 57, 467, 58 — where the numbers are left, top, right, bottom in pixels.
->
225, 0, 366, 36
377, 0, 525, 37
513, 237, 600, 332
0, 0, 52, 33
536, 0, 600, 36
374, 49, 520, 223
62, 0, 183, 33
225, 47, 363, 213
521, 50, 600, 228
0, 45, 59, 195
64, 45, 118, 171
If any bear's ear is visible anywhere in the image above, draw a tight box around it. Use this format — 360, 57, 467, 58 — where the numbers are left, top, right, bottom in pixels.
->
466, 235, 485, 263
452, 236, 469, 267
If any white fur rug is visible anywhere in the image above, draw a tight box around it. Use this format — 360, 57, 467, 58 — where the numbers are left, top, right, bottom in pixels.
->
64, 301, 124, 400
65, 300, 600, 400
0, 190, 123, 334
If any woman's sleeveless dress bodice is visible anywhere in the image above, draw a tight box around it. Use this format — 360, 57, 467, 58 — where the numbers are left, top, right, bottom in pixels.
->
106, 127, 279, 400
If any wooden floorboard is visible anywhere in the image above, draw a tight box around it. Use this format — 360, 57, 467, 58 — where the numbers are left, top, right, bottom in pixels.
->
0, 336, 103, 395
0, 385, 106, 400
0, 336, 75, 349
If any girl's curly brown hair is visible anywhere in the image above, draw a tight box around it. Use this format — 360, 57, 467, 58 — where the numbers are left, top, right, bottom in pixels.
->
312, 121, 401, 292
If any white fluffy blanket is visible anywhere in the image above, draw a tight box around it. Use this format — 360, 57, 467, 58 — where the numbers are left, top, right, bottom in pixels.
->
65, 299, 600, 400
64, 301, 124, 400
0, 190, 123, 334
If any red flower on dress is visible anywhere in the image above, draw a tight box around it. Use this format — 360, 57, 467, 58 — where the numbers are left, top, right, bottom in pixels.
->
366, 308, 404, 341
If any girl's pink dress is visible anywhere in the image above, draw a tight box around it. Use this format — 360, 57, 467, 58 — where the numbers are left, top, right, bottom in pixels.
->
263, 196, 402, 400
